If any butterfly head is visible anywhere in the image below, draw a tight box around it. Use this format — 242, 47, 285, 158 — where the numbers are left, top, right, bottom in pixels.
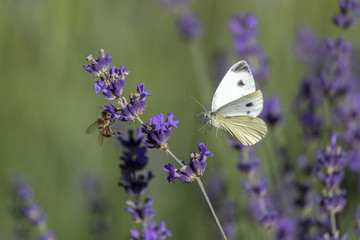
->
195, 111, 218, 133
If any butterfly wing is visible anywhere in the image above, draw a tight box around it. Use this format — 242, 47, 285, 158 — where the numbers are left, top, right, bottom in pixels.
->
212, 61, 256, 112
215, 90, 263, 118
215, 115, 267, 146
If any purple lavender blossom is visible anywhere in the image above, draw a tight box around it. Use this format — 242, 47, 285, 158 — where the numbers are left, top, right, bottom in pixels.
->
260, 96, 283, 128
94, 79, 125, 101
118, 130, 149, 172
321, 190, 347, 214
189, 142, 213, 176
237, 153, 260, 175
294, 28, 356, 142
294, 27, 326, 66
119, 165, 153, 197
243, 177, 268, 199
229, 13, 258, 49
83, 49, 112, 76
347, 149, 360, 173
315, 134, 347, 189
275, 218, 296, 240
163, 163, 194, 183
101, 83, 151, 123
23, 203, 46, 226
38, 231, 56, 240
11, 177, 33, 201
229, 13, 269, 81
163, 142, 213, 183
117, 129, 172, 238
118, 130, 153, 197
130, 222, 172, 240
258, 210, 278, 229
176, 13, 203, 41
293, 182, 314, 210
109, 65, 130, 80
117, 83, 152, 122
142, 112, 179, 149
126, 198, 155, 223
333, 0, 360, 29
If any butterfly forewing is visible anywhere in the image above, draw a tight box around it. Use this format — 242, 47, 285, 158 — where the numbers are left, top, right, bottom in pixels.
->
214, 90, 263, 118
211, 60, 256, 111
217, 115, 267, 146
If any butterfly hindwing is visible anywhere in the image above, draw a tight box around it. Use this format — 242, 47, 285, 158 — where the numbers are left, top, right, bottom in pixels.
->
216, 115, 267, 146
211, 60, 256, 112
214, 90, 263, 118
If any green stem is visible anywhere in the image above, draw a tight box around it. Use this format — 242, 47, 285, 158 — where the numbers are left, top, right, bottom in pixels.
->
136, 116, 145, 125
196, 177, 228, 240
330, 210, 337, 236
166, 149, 186, 167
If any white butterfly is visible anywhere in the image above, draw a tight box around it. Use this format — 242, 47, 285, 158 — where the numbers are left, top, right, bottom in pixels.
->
199, 60, 267, 146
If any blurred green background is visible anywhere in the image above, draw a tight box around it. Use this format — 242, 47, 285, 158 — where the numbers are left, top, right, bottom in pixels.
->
1, 0, 359, 239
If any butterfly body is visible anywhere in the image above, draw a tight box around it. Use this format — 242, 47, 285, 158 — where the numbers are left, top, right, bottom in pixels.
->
201, 60, 267, 146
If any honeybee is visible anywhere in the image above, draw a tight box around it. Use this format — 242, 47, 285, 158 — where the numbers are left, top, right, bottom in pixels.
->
86, 111, 122, 145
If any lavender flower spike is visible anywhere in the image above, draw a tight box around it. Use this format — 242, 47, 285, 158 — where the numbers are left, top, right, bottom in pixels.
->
332, 0, 360, 29
130, 222, 172, 240
118, 83, 152, 122
189, 142, 213, 176
83, 49, 112, 76
163, 163, 194, 183
176, 13, 203, 41
142, 112, 179, 150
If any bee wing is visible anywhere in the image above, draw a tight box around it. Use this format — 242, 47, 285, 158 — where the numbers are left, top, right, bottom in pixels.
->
98, 133, 104, 145
215, 90, 263, 118
85, 121, 98, 135
217, 115, 267, 146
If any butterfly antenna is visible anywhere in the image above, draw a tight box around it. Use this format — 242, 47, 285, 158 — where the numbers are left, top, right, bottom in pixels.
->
186, 92, 207, 112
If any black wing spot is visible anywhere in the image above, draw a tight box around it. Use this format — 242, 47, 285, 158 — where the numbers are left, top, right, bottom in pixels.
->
233, 62, 247, 72
247, 111, 250, 115
237, 80, 245, 87
246, 102, 253, 107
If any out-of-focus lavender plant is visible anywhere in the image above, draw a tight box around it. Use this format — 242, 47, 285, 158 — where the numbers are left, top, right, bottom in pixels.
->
118, 130, 168, 236
10, 177, 56, 240
238, 154, 278, 233
332, 0, 360, 29
228, 13, 269, 82
315, 134, 348, 239
260, 96, 283, 129
80, 175, 110, 240
117, 129, 172, 239
158, 0, 202, 42
294, 28, 357, 141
